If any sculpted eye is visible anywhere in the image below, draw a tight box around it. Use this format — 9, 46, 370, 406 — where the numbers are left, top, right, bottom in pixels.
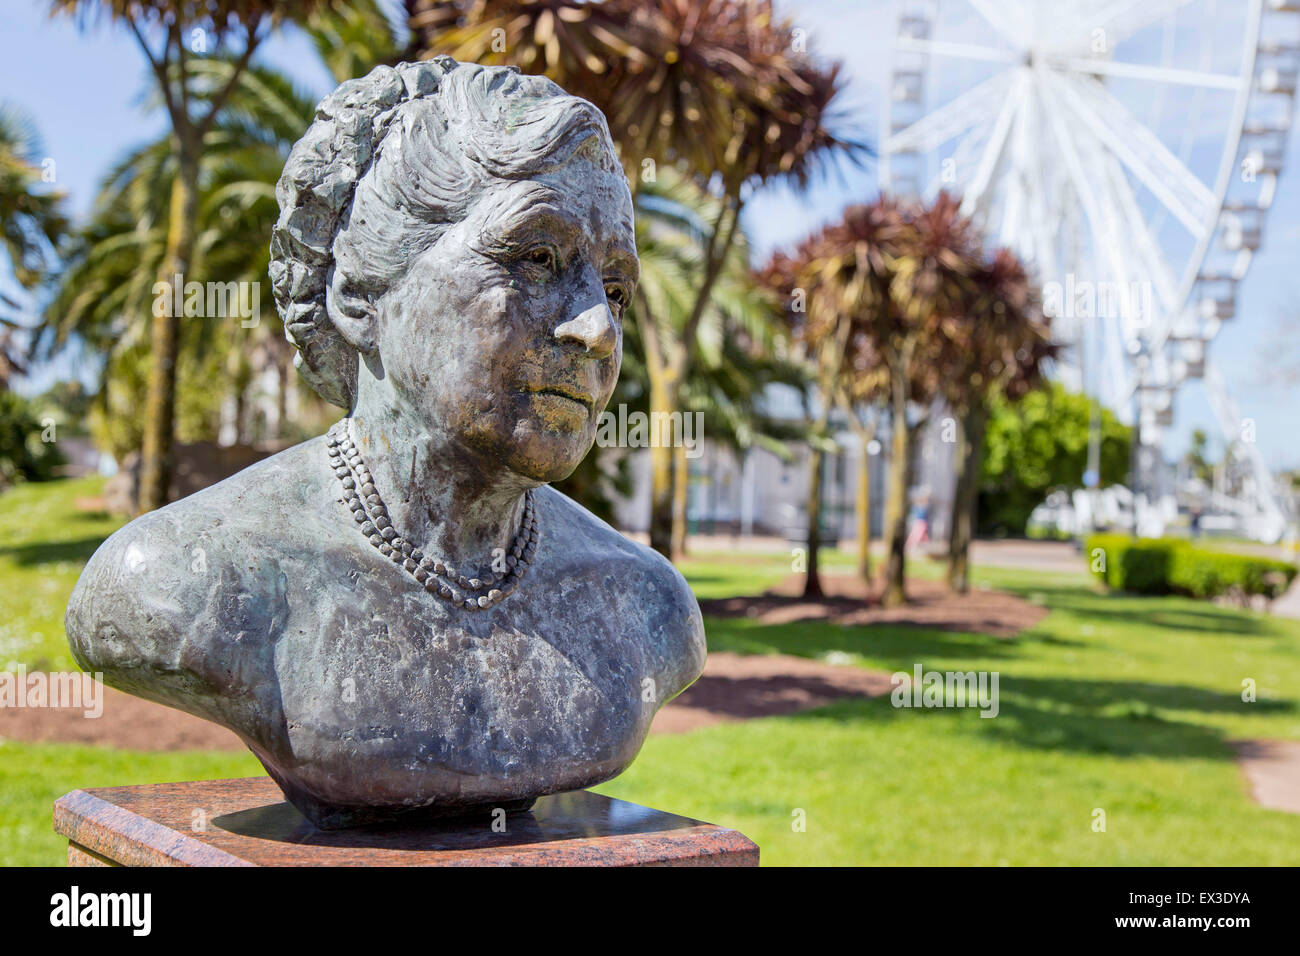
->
523, 245, 558, 273
605, 282, 630, 313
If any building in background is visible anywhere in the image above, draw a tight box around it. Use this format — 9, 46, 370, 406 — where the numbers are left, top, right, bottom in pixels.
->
611, 384, 958, 546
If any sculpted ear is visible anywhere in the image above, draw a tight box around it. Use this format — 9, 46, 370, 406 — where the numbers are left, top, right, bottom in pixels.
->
325, 267, 379, 355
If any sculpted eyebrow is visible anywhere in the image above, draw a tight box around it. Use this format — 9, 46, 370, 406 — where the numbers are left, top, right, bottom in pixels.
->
606, 249, 639, 282
479, 190, 579, 247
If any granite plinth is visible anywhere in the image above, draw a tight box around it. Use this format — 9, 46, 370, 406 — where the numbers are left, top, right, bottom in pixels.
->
53, 777, 758, 867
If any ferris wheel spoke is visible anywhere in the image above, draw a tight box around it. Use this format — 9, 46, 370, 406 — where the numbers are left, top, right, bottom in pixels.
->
1049, 73, 1216, 238
1062, 56, 1247, 91
923, 120, 989, 200
1038, 74, 1147, 336
959, 72, 1026, 219
1091, 0, 1199, 46
1101, 153, 1180, 315
884, 71, 1012, 154
894, 37, 1020, 65
984, 82, 1055, 276
965, 0, 1031, 49
1104, 311, 1135, 404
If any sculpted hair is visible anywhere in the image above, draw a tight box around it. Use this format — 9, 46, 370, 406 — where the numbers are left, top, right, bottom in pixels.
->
270, 57, 623, 409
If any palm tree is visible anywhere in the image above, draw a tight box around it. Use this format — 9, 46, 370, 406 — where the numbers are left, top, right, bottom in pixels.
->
0, 103, 68, 388
407, 0, 862, 559
51, 0, 324, 512
305, 0, 403, 81
39, 1, 400, 467
633, 165, 796, 554
836, 344, 887, 585
771, 194, 994, 606
35, 55, 322, 462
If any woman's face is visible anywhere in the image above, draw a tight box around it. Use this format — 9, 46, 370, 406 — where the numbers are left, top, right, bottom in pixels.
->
372, 153, 637, 484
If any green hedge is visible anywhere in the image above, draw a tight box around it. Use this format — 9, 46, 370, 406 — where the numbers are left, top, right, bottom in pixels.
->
1085, 534, 1297, 602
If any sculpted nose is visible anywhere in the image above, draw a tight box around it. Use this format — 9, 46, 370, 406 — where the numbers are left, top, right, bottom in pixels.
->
554, 302, 618, 359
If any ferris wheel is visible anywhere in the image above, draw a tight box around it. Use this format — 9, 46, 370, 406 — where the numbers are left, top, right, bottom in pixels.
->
880, 0, 1300, 540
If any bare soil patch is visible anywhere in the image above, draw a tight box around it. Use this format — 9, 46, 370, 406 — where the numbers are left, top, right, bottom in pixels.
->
699, 572, 1046, 638
0, 573, 1040, 750
0, 684, 244, 751
0, 650, 896, 749
650, 651, 893, 733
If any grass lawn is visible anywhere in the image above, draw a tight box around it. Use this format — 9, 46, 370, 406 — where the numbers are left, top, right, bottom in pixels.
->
0, 476, 123, 671
3, 478, 1299, 864
598, 560, 1300, 864
0, 742, 262, 866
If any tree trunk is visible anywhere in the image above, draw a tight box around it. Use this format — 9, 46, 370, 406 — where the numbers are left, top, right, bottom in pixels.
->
649, 199, 740, 562
856, 429, 873, 583
671, 439, 689, 559
234, 386, 248, 446
947, 403, 987, 594
882, 369, 912, 608
647, 371, 676, 559
275, 353, 289, 441
804, 442, 825, 599
138, 145, 199, 513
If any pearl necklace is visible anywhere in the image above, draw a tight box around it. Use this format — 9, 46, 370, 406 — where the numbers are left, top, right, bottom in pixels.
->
326, 420, 538, 611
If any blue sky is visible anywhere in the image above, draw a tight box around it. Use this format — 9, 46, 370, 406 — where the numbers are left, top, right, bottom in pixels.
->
3, 0, 1298, 470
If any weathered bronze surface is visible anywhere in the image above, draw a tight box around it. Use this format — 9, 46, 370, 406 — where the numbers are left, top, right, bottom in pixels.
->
65, 58, 706, 829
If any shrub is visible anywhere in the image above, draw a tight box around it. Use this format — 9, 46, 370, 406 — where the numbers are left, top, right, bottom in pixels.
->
1168, 548, 1297, 601
0, 391, 65, 487
1085, 534, 1298, 602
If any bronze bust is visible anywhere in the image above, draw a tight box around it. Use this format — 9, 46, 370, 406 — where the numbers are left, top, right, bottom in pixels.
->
66, 58, 706, 829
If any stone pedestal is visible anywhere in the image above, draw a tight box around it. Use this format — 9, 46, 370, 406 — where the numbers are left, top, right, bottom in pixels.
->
54, 777, 758, 867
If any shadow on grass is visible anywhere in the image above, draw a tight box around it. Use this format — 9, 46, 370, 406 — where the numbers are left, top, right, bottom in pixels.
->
0, 535, 110, 567
1002, 675, 1291, 717
704, 616, 1024, 663
694, 571, 1293, 762
996, 583, 1283, 638
775, 673, 1282, 760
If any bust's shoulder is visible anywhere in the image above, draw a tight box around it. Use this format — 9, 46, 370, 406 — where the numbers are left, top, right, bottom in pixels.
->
534, 485, 705, 698
75, 439, 329, 586
535, 485, 694, 603
64, 439, 333, 700
171, 437, 334, 534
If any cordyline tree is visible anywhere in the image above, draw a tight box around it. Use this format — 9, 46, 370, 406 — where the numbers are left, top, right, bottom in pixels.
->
837, 333, 887, 584
773, 194, 1020, 607
408, 0, 861, 559
762, 220, 891, 598
875, 193, 984, 607
941, 249, 1054, 593
51, 0, 323, 512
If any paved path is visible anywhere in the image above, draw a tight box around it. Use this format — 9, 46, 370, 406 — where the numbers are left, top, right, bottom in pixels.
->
965, 540, 1084, 572
1269, 575, 1300, 619
1234, 740, 1300, 814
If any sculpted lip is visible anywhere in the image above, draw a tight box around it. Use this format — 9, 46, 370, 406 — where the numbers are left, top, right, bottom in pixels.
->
527, 384, 595, 412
